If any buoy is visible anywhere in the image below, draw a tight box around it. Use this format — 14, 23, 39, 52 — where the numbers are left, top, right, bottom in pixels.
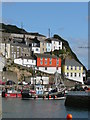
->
67, 114, 72, 119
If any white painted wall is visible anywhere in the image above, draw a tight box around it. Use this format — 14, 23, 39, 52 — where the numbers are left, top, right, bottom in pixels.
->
51, 41, 62, 51
0, 43, 11, 59
65, 72, 83, 84
37, 67, 61, 74
31, 76, 49, 85
46, 43, 52, 52
14, 58, 36, 67
0, 56, 5, 72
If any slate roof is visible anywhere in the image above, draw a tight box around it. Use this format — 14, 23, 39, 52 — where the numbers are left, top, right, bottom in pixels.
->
27, 37, 40, 43
10, 43, 31, 48
17, 56, 35, 60
34, 53, 58, 59
45, 38, 51, 43
65, 58, 82, 67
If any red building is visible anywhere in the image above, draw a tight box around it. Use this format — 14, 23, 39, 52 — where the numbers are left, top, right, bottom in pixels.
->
35, 54, 61, 74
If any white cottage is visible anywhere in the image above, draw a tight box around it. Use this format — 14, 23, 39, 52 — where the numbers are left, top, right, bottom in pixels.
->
14, 56, 36, 67
51, 38, 62, 51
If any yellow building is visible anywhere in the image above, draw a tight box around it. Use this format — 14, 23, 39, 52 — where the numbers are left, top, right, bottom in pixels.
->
63, 58, 85, 84
40, 41, 47, 53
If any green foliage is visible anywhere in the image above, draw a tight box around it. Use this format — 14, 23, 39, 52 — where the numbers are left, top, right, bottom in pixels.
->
53, 49, 66, 57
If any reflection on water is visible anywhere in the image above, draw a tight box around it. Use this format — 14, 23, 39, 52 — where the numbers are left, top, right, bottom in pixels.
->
2, 98, 88, 118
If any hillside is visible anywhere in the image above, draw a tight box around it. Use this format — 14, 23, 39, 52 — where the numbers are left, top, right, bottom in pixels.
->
53, 34, 87, 71
0, 23, 86, 71
0, 23, 45, 37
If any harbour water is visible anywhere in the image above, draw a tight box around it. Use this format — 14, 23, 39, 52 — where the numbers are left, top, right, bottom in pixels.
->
2, 98, 89, 119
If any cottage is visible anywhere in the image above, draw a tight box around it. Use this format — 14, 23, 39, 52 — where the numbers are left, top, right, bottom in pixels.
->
51, 38, 62, 51
25, 37, 40, 53
0, 42, 31, 60
30, 76, 49, 85
45, 38, 52, 52
14, 56, 36, 67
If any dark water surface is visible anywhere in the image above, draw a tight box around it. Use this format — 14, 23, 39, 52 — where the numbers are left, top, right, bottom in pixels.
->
2, 98, 88, 118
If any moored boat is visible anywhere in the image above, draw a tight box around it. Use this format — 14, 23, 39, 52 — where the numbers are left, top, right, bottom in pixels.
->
21, 72, 66, 100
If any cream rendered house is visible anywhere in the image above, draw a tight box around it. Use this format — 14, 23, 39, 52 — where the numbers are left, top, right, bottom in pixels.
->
63, 58, 85, 84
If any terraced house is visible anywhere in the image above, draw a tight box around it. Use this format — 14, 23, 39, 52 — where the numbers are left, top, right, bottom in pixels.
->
40, 40, 47, 53
0, 42, 31, 60
63, 58, 86, 84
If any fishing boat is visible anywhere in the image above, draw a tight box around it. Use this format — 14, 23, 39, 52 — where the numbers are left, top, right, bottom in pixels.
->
2, 87, 22, 98
21, 72, 66, 100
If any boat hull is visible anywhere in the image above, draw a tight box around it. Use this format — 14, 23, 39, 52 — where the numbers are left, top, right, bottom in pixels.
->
21, 90, 65, 100
2, 91, 22, 98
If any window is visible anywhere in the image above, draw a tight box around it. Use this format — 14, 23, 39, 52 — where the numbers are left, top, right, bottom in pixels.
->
50, 58, 52, 61
45, 58, 47, 61
17, 47, 19, 52
57, 59, 59, 65
41, 58, 43, 60
45, 67, 47, 70
50, 58, 52, 65
71, 66, 73, 70
12, 47, 14, 52
36, 48, 38, 51
45, 61, 47, 65
67, 66, 69, 70
71, 73, 73, 77
79, 73, 81, 77
40, 61, 43, 65
79, 67, 81, 70
75, 73, 77, 77
48, 43, 50, 46
67, 73, 69, 77
59, 41, 61, 45
50, 61, 52, 65
75, 66, 77, 70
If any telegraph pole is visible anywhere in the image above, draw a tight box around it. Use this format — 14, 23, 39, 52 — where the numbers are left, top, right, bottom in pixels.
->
48, 28, 50, 38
